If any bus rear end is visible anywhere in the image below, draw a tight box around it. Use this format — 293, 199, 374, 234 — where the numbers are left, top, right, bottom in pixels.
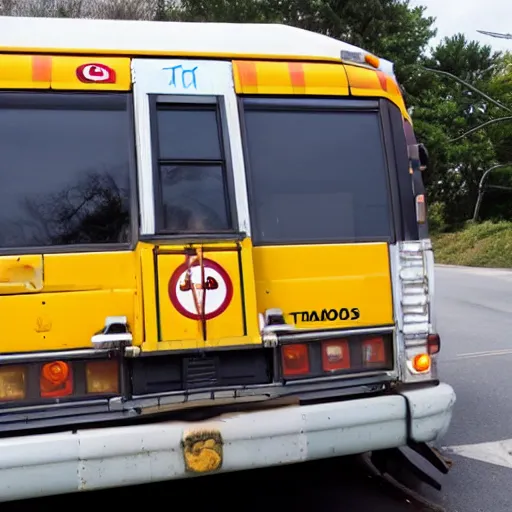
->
0, 33, 455, 502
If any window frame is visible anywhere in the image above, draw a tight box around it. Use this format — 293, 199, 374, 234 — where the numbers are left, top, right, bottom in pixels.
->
238, 96, 403, 247
382, 101, 420, 241
0, 91, 138, 255
148, 94, 239, 239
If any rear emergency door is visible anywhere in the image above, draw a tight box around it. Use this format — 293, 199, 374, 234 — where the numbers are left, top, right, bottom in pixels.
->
132, 59, 259, 351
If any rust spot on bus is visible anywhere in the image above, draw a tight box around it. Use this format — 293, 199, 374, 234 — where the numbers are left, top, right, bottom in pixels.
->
182, 430, 223, 474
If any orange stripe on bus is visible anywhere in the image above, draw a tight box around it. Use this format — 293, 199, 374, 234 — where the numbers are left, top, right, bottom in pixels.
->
32, 56, 52, 82
376, 70, 388, 91
288, 62, 306, 89
237, 61, 258, 88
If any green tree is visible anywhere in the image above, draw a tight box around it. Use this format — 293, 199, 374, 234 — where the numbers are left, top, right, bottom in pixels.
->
410, 35, 510, 225
0, 0, 161, 18
276, 0, 435, 87
8, 0, 512, 228
168, 0, 276, 23
487, 52, 512, 164
169, 0, 436, 87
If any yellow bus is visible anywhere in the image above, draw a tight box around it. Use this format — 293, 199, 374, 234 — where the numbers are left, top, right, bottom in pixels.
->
0, 15, 455, 501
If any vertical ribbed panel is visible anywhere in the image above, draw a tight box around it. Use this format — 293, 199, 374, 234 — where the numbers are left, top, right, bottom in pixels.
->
398, 240, 431, 343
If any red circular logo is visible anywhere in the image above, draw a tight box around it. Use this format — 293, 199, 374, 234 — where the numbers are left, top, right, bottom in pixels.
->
76, 63, 116, 84
168, 258, 233, 320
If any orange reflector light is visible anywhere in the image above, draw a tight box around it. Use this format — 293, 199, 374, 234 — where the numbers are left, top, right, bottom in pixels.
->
282, 344, 310, 377
362, 336, 386, 365
428, 334, 441, 355
412, 353, 431, 373
322, 340, 350, 372
86, 360, 119, 394
0, 366, 26, 402
364, 53, 380, 69
416, 194, 426, 224
40, 361, 73, 398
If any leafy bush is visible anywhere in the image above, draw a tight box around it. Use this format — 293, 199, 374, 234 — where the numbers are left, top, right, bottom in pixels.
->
428, 201, 447, 233
432, 221, 512, 268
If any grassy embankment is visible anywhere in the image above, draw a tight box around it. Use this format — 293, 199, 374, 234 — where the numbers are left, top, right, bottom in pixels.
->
432, 221, 512, 268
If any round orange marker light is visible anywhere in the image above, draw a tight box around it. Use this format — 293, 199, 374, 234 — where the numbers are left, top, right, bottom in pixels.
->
42, 361, 69, 384
40, 361, 73, 398
413, 353, 431, 373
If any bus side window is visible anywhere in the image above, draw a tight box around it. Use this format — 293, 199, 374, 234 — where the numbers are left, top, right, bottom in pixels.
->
0, 92, 132, 249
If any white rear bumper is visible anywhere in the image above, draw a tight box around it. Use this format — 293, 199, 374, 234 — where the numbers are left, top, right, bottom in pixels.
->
0, 383, 455, 502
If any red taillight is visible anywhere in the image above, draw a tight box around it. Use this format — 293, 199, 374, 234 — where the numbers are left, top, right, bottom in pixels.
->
322, 340, 350, 372
40, 361, 73, 398
282, 344, 310, 376
362, 336, 386, 366
428, 334, 441, 355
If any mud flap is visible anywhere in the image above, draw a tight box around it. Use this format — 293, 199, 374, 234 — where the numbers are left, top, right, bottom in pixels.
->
360, 451, 447, 512
362, 387, 453, 509
369, 388, 453, 492
370, 443, 450, 492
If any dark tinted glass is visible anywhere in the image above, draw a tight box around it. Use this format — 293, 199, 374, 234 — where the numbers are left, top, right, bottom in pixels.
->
0, 94, 132, 248
160, 165, 230, 232
243, 107, 392, 244
154, 102, 232, 234
157, 108, 221, 160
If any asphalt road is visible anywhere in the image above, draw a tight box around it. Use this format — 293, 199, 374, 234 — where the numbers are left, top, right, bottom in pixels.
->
3, 265, 512, 511
423, 265, 512, 512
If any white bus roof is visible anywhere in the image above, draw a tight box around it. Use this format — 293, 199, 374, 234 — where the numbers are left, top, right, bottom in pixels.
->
0, 16, 395, 76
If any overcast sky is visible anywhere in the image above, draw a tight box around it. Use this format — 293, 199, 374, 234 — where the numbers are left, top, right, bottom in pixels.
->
410, 0, 512, 53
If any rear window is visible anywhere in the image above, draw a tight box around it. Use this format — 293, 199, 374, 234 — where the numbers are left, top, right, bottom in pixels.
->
152, 101, 232, 234
242, 99, 393, 245
0, 93, 132, 249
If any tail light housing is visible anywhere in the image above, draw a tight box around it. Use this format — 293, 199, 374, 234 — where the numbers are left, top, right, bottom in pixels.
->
282, 344, 310, 377
0, 366, 26, 402
362, 336, 386, 366
281, 334, 392, 380
0, 357, 121, 406
322, 340, 350, 372
40, 361, 73, 398
428, 334, 440, 355
86, 360, 119, 394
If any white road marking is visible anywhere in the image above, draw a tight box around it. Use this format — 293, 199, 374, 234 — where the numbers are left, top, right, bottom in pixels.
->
456, 349, 512, 360
444, 439, 512, 469
436, 264, 512, 278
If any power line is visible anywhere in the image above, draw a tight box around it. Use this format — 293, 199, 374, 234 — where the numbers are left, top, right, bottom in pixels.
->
477, 30, 512, 40
422, 67, 512, 114
421, 68, 512, 143
449, 117, 512, 143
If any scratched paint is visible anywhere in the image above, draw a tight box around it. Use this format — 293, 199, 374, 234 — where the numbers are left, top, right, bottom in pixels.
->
0, 256, 43, 292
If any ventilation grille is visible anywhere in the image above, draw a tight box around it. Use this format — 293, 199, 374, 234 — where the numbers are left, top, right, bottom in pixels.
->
184, 356, 218, 389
